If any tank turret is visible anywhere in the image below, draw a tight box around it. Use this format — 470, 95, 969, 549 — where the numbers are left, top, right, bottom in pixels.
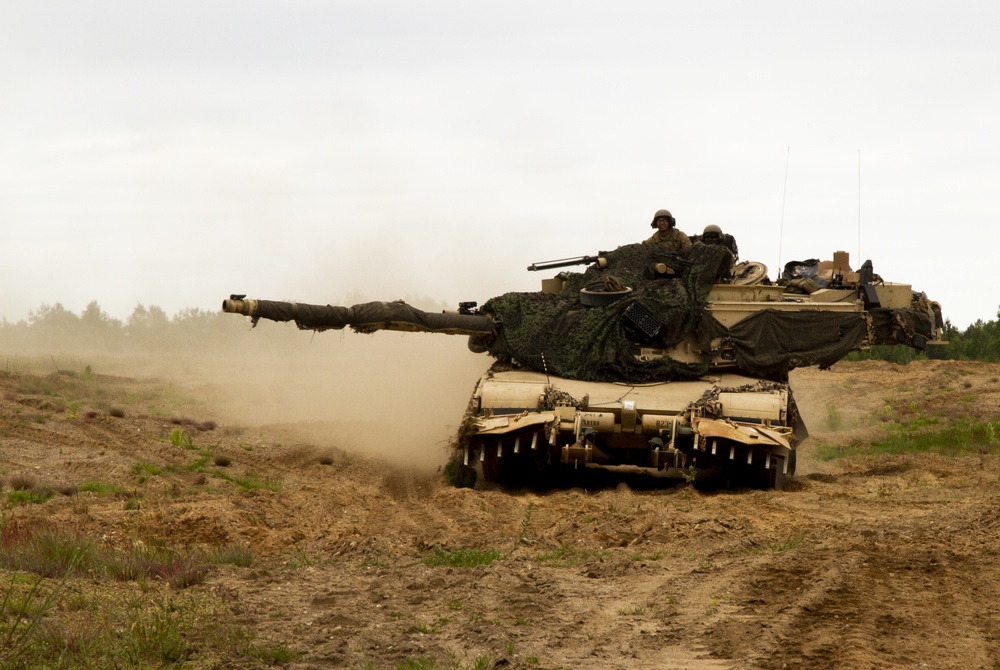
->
222, 241, 943, 490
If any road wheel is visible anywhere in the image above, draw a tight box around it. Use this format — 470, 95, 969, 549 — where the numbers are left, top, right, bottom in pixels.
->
480, 433, 553, 488
725, 451, 787, 490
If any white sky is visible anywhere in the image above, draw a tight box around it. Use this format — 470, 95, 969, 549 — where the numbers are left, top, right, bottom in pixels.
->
2, 0, 997, 329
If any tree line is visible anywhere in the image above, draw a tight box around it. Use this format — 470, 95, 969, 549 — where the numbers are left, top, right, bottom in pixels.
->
848, 309, 1000, 364
0, 301, 276, 354
2, 301, 999, 363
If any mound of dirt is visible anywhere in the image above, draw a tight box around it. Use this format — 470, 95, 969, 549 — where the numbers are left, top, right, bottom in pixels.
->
2, 356, 1000, 669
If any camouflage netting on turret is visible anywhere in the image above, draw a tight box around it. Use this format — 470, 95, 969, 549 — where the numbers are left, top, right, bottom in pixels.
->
481, 243, 733, 383
561, 243, 696, 293
868, 304, 938, 350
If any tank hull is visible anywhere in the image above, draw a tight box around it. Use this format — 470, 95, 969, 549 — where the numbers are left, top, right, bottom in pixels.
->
462, 367, 800, 490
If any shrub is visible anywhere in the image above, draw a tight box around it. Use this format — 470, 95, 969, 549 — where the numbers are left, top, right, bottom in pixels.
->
8, 475, 36, 491
211, 543, 256, 568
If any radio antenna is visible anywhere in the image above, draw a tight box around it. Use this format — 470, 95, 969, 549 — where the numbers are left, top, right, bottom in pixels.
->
857, 149, 862, 263
778, 146, 790, 272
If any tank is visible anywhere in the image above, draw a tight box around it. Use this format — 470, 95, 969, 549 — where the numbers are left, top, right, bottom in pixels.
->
221, 242, 943, 490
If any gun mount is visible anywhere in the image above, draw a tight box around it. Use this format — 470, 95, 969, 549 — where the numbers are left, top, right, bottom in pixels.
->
223, 241, 943, 490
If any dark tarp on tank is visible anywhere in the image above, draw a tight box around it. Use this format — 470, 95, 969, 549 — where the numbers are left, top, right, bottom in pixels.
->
699, 310, 870, 380
704, 303, 935, 379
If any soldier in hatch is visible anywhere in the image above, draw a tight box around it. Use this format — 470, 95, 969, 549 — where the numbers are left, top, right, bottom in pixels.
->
643, 209, 692, 251
693, 224, 739, 261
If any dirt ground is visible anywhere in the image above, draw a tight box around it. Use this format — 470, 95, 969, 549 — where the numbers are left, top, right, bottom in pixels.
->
2, 349, 1000, 669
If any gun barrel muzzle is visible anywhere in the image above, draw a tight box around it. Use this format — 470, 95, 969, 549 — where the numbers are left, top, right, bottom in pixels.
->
222, 298, 256, 316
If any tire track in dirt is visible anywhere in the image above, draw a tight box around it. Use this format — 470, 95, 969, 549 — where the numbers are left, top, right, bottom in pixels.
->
706, 549, 868, 668
470, 487, 766, 669
567, 560, 741, 670
733, 544, 1000, 669
0, 411, 166, 485
701, 488, 1000, 669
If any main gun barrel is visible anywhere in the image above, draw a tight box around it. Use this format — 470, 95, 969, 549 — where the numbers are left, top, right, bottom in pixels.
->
222, 297, 495, 336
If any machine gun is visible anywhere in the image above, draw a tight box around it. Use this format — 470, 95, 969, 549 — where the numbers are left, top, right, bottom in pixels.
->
526, 254, 607, 272
526, 250, 692, 277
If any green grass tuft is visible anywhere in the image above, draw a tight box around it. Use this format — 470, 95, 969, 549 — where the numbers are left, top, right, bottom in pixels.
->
533, 546, 609, 568
212, 470, 282, 491
132, 461, 162, 478
423, 546, 501, 568
7, 488, 55, 506
817, 418, 1000, 460
768, 532, 808, 552
246, 642, 301, 663
78, 481, 128, 497
825, 404, 843, 431
211, 543, 256, 568
169, 428, 195, 449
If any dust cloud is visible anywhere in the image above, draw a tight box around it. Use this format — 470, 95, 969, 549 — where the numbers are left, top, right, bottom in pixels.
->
3, 323, 491, 473
195, 329, 491, 472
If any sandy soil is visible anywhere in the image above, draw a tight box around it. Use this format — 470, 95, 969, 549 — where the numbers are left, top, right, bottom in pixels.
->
2, 349, 1000, 669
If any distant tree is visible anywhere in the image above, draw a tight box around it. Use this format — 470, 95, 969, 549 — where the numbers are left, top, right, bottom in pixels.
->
22, 303, 83, 350
846, 344, 926, 365
28, 303, 80, 328
122, 304, 172, 350
81, 301, 120, 329
77, 301, 124, 349
0, 316, 31, 349
127, 304, 170, 329
943, 308, 1000, 362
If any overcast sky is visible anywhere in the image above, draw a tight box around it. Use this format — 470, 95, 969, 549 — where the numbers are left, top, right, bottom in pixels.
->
2, 0, 997, 329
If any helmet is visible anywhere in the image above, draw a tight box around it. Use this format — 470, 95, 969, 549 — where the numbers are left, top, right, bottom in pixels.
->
650, 209, 675, 229
702, 224, 722, 240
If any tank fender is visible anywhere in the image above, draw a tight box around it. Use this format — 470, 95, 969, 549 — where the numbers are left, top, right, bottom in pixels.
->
692, 417, 792, 450
474, 412, 557, 436
753, 425, 795, 450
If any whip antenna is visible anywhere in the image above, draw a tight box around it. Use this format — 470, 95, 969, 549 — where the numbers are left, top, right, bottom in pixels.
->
857, 149, 862, 263
778, 146, 790, 272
